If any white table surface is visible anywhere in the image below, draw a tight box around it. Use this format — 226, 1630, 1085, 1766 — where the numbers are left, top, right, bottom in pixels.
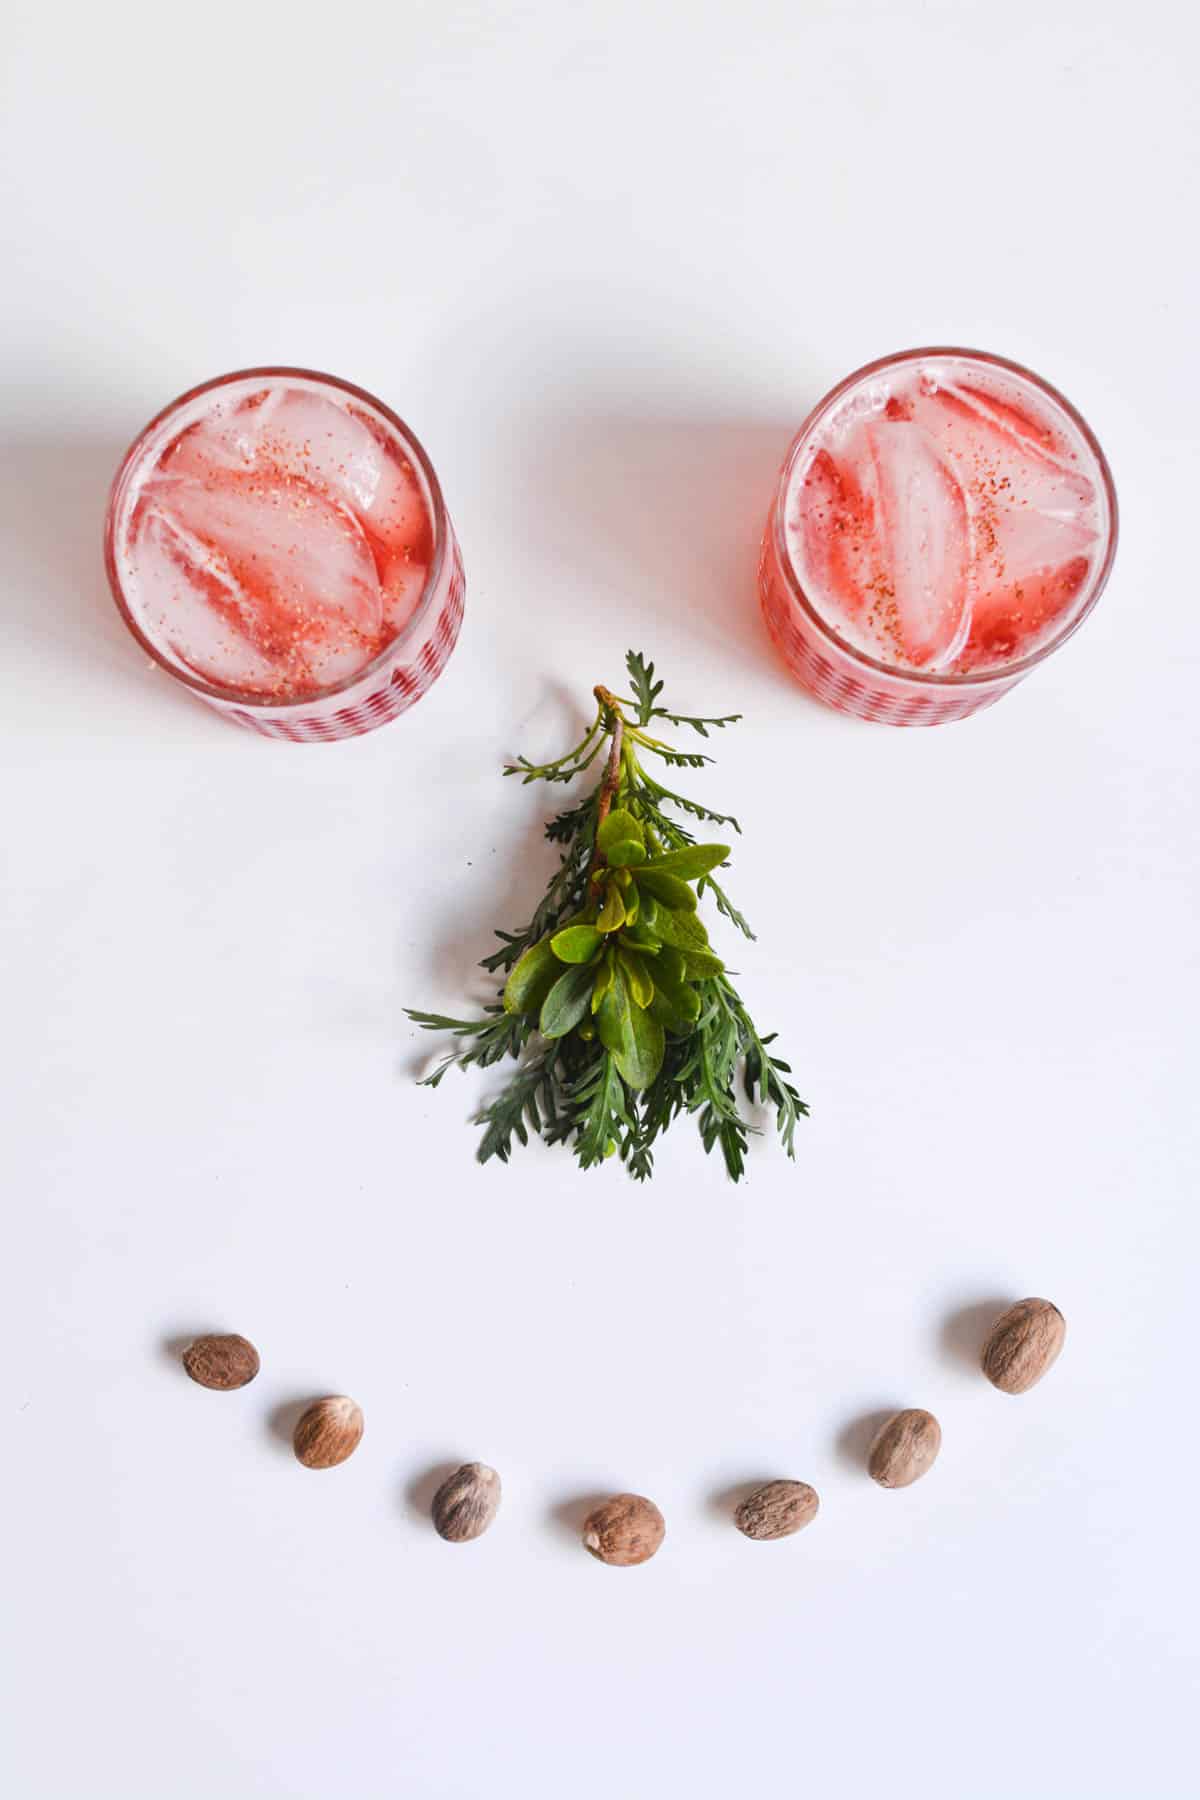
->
3, 3, 1198, 1795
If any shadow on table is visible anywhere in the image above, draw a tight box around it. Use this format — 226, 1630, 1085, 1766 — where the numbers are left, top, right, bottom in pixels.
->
705, 1478, 777, 1523
265, 1397, 320, 1455
834, 1406, 905, 1474
158, 1329, 210, 1373
403, 1459, 468, 1525
516, 410, 806, 693
0, 437, 176, 703
938, 1294, 1016, 1375
547, 1491, 619, 1544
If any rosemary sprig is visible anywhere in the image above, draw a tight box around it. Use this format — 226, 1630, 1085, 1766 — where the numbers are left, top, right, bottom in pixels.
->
406, 652, 807, 1181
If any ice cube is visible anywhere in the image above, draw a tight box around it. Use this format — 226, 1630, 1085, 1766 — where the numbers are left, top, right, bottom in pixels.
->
865, 421, 970, 668
951, 381, 1061, 454
982, 503, 1096, 592
138, 465, 384, 693
159, 389, 431, 599
931, 381, 1097, 515
133, 508, 288, 694
149, 467, 381, 634
953, 556, 1091, 674
257, 391, 390, 514
795, 447, 874, 625
378, 550, 430, 634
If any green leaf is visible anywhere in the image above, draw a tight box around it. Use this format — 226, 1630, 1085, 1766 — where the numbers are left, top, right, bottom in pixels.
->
683, 949, 725, 979
653, 907, 709, 952
651, 961, 701, 1024
697, 875, 755, 941
656, 945, 686, 985
591, 949, 616, 1013
641, 843, 730, 881
596, 963, 632, 1059
624, 651, 664, 726
617, 948, 654, 1009
596, 808, 644, 854
551, 924, 603, 964
648, 989, 693, 1035
635, 868, 698, 911
570, 1050, 630, 1170
621, 924, 661, 955
539, 963, 595, 1038
597, 963, 663, 1087
503, 939, 559, 1016
596, 882, 626, 932
617, 1002, 665, 1090
604, 838, 647, 868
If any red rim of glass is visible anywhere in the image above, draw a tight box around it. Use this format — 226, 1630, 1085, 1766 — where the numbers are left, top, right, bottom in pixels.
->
103, 365, 450, 710
771, 346, 1119, 688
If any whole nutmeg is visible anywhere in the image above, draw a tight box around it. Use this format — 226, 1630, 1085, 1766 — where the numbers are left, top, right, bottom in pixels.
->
182, 1333, 260, 1391
734, 1479, 820, 1541
868, 1409, 942, 1488
582, 1493, 665, 1566
293, 1396, 364, 1470
981, 1297, 1066, 1394
432, 1463, 502, 1542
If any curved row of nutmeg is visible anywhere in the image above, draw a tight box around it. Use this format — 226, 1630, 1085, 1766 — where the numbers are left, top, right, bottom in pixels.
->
179, 1297, 1066, 1565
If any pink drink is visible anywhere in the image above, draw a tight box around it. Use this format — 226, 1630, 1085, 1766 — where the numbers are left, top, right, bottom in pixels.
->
760, 349, 1116, 724
105, 369, 464, 741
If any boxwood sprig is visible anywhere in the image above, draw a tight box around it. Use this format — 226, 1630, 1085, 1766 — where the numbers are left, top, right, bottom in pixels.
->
406, 652, 806, 1181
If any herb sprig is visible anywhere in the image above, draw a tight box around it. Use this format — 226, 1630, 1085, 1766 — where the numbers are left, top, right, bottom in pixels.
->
407, 653, 806, 1180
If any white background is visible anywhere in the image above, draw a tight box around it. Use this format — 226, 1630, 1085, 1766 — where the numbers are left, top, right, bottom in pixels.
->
3, 3, 1198, 1795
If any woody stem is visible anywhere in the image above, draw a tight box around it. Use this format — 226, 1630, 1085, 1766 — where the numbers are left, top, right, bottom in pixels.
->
588, 688, 625, 878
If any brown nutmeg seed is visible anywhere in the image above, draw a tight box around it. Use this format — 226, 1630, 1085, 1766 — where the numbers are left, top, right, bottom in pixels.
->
182, 1333, 260, 1391
293, 1396, 363, 1470
868, 1409, 942, 1488
582, 1493, 665, 1566
981, 1297, 1066, 1394
734, 1479, 820, 1541
432, 1463, 502, 1542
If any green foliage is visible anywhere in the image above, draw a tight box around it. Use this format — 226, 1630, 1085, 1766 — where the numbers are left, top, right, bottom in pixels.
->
604, 838, 646, 868
622, 1000, 666, 1090
596, 883, 626, 932
503, 938, 559, 1015
616, 946, 655, 1009
683, 948, 726, 980
596, 808, 644, 853
623, 651, 742, 738
551, 924, 603, 964
540, 964, 595, 1039
405, 653, 807, 1181
640, 842, 729, 881
652, 907, 709, 952
635, 868, 698, 911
